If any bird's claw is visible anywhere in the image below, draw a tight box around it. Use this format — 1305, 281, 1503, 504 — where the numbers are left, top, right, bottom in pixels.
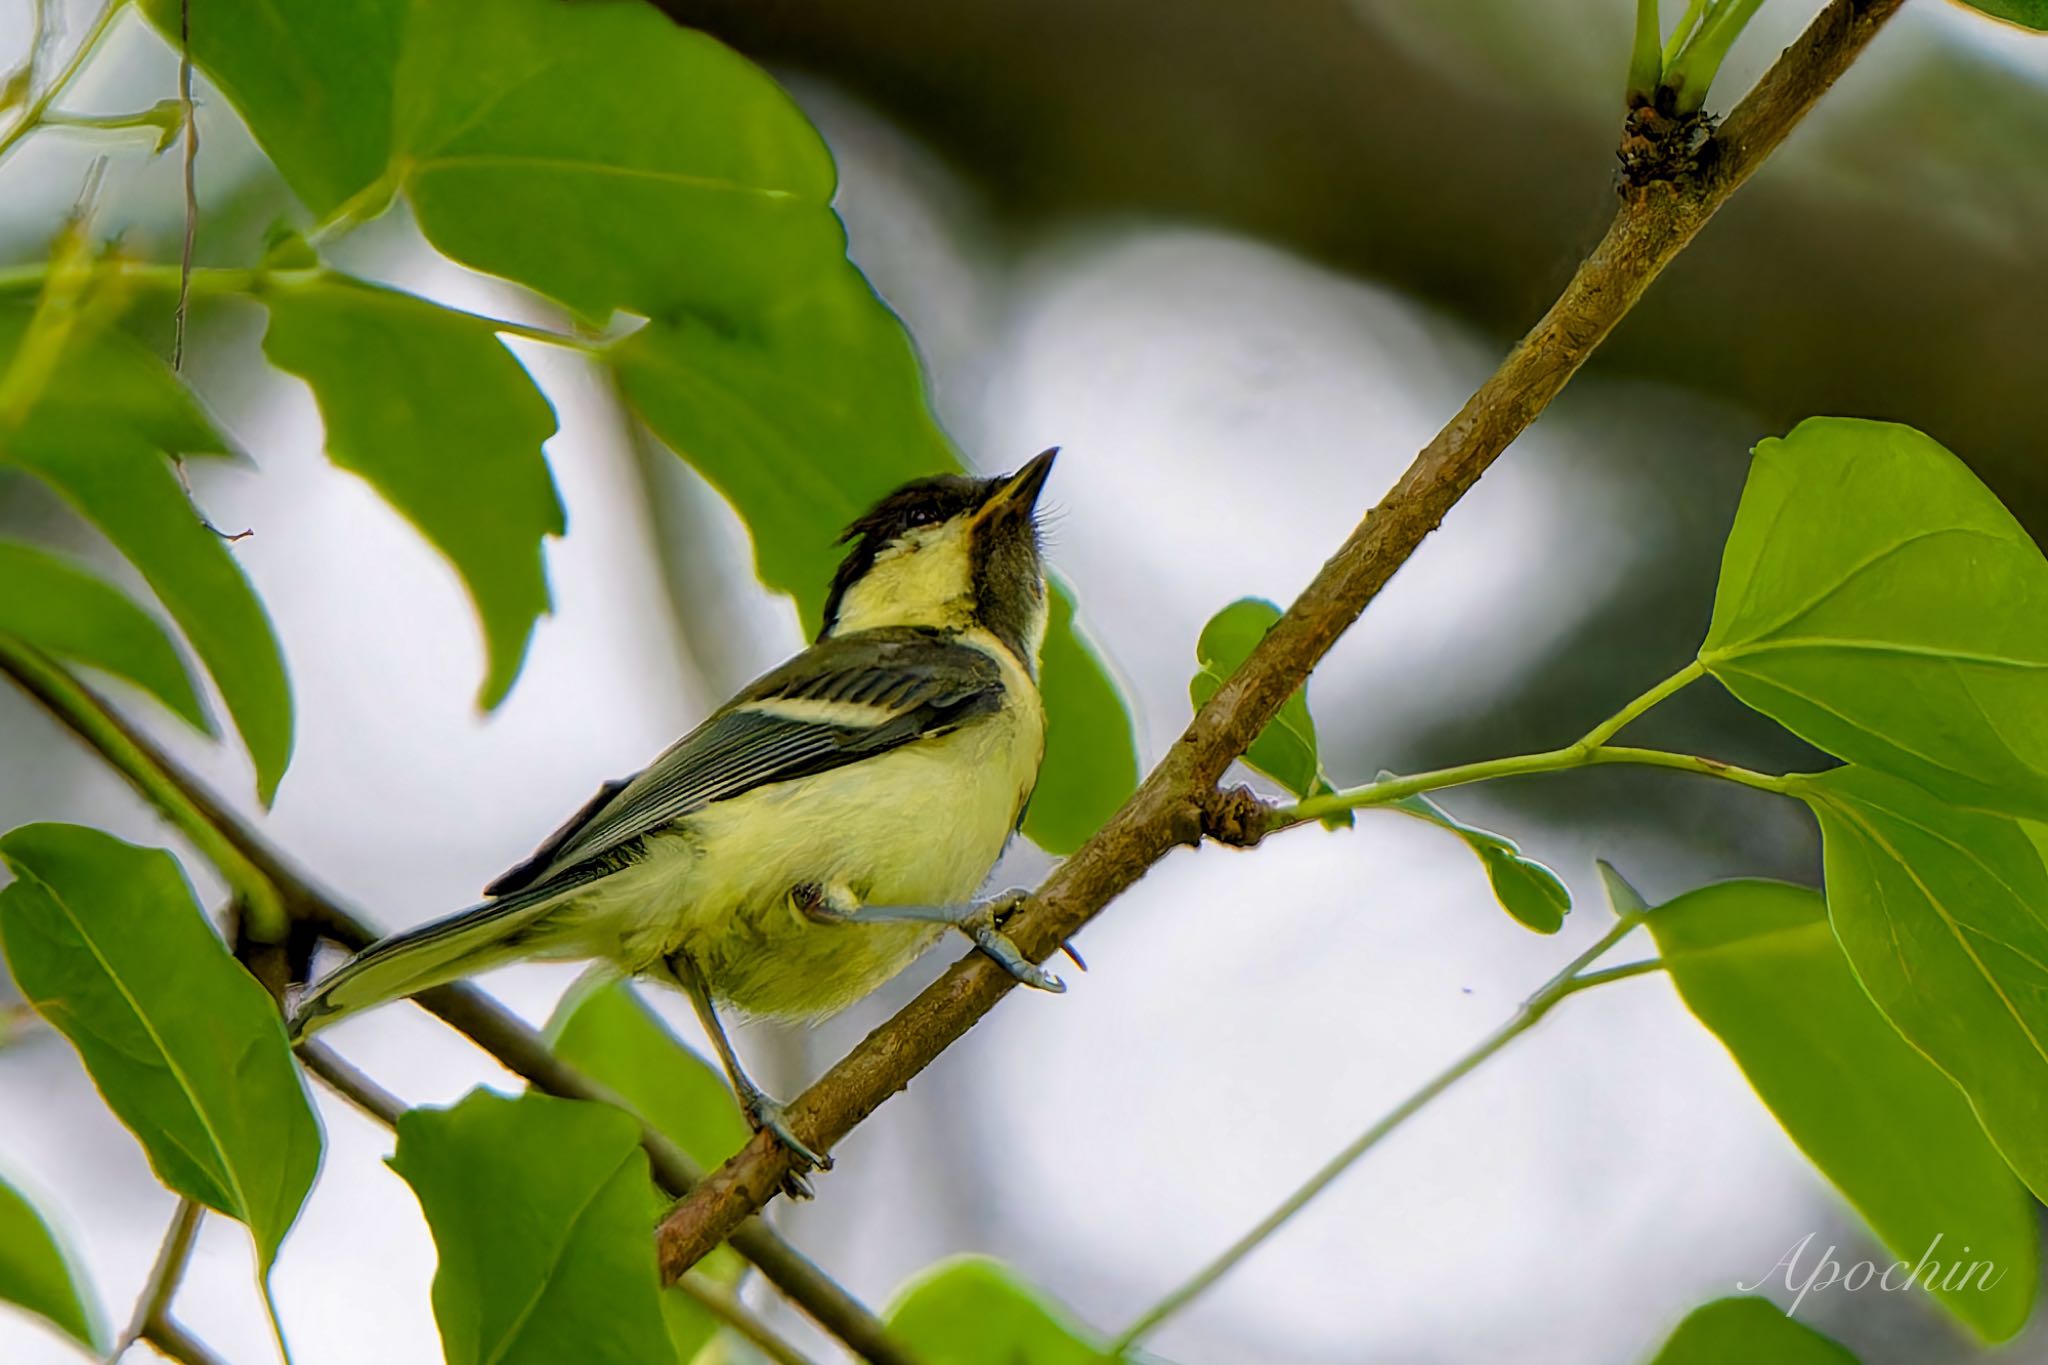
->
966, 892, 1065, 993
739, 1088, 830, 1199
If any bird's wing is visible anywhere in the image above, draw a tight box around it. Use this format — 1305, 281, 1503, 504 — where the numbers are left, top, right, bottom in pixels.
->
484, 627, 1005, 896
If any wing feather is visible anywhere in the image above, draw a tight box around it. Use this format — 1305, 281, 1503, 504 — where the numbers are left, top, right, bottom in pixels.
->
484, 628, 1003, 895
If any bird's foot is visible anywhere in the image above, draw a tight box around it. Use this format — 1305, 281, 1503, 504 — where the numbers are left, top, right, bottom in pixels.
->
964, 891, 1065, 994
737, 1085, 830, 1200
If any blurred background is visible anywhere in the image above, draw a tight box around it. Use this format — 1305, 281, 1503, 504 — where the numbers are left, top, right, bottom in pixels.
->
3, 0, 2046, 1361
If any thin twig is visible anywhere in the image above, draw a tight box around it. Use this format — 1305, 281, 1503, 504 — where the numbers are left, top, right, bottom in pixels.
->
171, 0, 195, 372
672, 1276, 820, 1365
139, 1318, 229, 1365
0, 0, 126, 168
650, 0, 1908, 1278
0, 655, 921, 1365
298, 1041, 406, 1127
109, 1200, 204, 1363
1109, 918, 1660, 1351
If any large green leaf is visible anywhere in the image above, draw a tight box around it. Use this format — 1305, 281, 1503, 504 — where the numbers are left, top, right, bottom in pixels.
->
136, 0, 406, 218
389, 1089, 673, 1365
618, 317, 1136, 855
263, 278, 564, 708
1390, 785, 1569, 934
392, 0, 837, 325
0, 825, 320, 1266
1647, 1298, 1858, 1365
0, 540, 209, 732
1647, 878, 2036, 1340
1187, 597, 1348, 826
1798, 765, 2048, 1207
886, 1256, 1100, 1365
0, 1173, 103, 1352
544, 979, 748, 1171
1701, 418, 2048, 820
6, 435, 293, 802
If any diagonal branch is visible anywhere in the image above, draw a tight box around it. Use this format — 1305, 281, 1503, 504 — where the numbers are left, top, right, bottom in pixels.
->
0, 650, 919, 1365
653, 0, 1907, 1278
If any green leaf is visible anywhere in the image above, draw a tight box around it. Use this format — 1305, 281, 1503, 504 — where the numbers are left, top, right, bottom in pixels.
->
136, 0, 406, 218
1647, 1298, 1858, 1365
389, 1089, 674, 1365
1799, 765, 2048, 1210
1188, 597, 1350, 827
617, 316, 1136, 856
543, 980, 742, 1357
1027, 588, 1138, 853
544, 979, 748, 1175
1391, 786, 1568, 933
1700, 418, 2048, 820
886, 1256, 1101, 1365
1647, 878, 2037, 1340
263, 278, 564, 709
0, 1172, 103, 1352
0, 303, 291, 799
391, 0, 836, 325
0, 825, 320, 1267
0, 306, 227, 459
0, 540, 209, 732
6, 434, 294, 802
1953, 1, 2048, 30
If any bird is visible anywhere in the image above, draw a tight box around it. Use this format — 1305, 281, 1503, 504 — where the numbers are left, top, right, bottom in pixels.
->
288, 450, 1066, 1183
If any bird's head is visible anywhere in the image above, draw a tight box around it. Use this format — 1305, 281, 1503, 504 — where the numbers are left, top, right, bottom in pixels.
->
819, 448, 1056, 671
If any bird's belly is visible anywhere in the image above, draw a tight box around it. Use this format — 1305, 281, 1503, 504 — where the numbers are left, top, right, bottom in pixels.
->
567, 698, 1041, 1019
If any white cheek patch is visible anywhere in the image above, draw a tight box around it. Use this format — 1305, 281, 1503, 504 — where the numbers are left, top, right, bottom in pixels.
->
834, 520, 976, 632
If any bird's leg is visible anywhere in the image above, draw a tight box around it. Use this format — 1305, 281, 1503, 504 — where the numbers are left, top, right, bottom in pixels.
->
664, 950, 828, 1199
794, 884, 1066, 994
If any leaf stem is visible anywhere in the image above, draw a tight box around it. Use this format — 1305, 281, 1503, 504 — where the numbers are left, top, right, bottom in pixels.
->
0, 0, 129, 168
1573, 659, 1703, 750
0, 639, 289, 941
1108, 916, 1662, 1355
1665, 0, 1767, 113
1628, 0, 1665, 105
1273, 659, 1795, 826
1661, 0, 1709, 64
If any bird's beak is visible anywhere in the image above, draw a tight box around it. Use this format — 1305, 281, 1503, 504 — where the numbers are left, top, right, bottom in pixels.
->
981, 448, 1057, 519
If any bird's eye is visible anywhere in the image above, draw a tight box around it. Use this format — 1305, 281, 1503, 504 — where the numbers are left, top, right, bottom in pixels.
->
904, 508, 940, 528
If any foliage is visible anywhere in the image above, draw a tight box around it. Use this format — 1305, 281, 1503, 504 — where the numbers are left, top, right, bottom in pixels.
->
1646, 879, 2037, 1339
0, 825, 319, 1268
1647, 1297, 1858, 1364
886, 1257, 1101, 1365
0, 0, 2043, 1360
389, 1090, 676, 1365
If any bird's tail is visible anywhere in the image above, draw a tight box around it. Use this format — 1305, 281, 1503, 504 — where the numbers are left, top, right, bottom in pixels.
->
288, 870, 599, 1041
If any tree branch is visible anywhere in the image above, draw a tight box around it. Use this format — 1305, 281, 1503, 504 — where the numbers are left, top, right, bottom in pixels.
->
0, 658, 919, 1365
652, 0, 1906, 1278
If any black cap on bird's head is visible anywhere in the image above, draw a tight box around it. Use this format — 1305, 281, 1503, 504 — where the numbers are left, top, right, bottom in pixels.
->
819, 449, 1057, 667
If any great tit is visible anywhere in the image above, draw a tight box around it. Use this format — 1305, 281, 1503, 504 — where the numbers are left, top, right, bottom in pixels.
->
290, 450, 1064, 1179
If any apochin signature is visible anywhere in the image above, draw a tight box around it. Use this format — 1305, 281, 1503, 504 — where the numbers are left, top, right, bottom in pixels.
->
1739, 1233, 2006, 1314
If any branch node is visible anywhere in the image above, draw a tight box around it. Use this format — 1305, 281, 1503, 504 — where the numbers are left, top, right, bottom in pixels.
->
1200, 785, 1274, 848
1616, 103, 1717, 190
